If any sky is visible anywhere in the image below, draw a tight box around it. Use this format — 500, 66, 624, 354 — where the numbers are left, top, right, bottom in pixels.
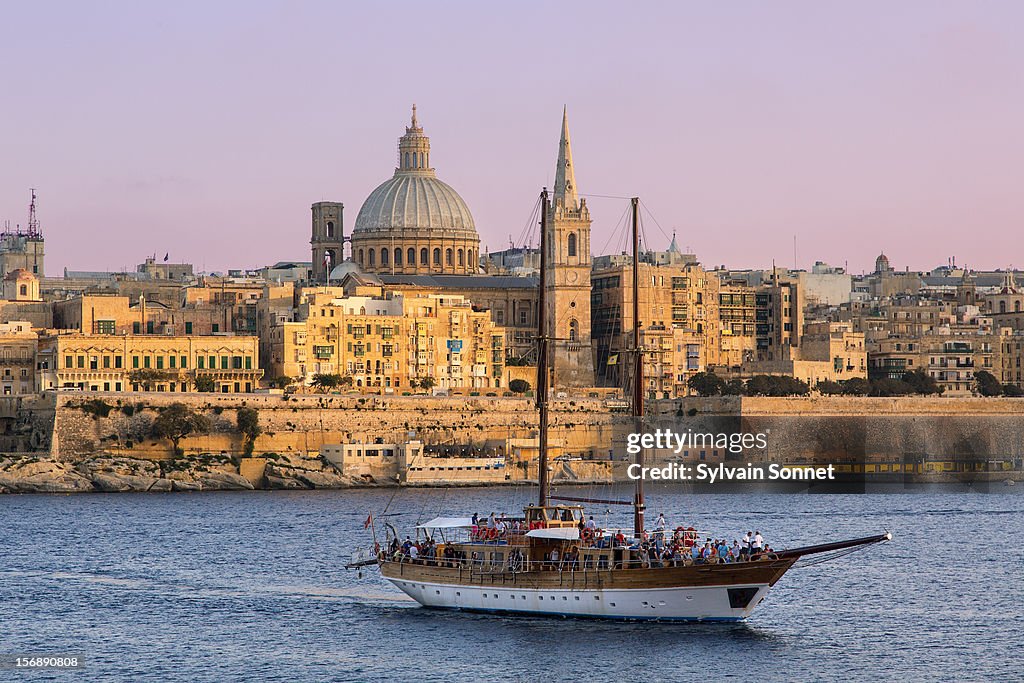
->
2, 1, 1023, 276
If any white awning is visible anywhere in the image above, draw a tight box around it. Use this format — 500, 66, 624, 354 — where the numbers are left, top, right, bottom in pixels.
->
416, 516, 475, 530
526, 527, 580, 541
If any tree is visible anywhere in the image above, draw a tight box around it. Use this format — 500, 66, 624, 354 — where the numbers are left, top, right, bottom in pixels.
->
311, 373, 342, 392
722, 379, 746, 396
128, 369, 170, 391
267, 375, 294, 389
816, 380, 843, 395
1003, 384, 1024, 398
746, 375, 809, 397
687, 371, 724, 397
903, 368, 944, 395
338, 375, 354, 389
152, 402, 211, 456
870, 378, 913, 397
194, 375, 216, 393
236, 407, 261, 456
418, 376, 437, 392
840, 378, 871, 396
509, 379, 531, 394
974, 370, 1003, 397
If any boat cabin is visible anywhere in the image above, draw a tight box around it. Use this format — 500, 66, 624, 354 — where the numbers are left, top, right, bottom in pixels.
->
524, 504, 583, 529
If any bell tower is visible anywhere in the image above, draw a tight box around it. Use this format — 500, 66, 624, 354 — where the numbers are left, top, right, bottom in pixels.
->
311, 201, 344, 282
545, 107, 595, 388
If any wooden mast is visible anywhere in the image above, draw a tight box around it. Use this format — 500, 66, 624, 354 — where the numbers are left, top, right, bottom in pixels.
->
631, 197, 646, 538
537, 188, 551, 507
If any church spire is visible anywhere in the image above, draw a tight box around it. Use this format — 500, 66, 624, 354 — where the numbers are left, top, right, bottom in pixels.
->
554, 106, 578, 209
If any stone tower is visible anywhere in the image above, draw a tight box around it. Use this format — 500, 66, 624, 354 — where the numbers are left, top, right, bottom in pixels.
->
311, 201, 344, 283
545, 107, 595, 388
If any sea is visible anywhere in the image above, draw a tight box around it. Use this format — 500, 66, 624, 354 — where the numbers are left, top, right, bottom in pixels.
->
0, 483, 1019, 682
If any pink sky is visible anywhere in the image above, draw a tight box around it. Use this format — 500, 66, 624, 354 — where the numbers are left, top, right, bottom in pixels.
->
2, 1, 1022, 276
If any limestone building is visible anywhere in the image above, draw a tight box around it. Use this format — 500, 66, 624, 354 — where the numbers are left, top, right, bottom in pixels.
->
349, 106, 480, 276
37, 333, 262, 393
264, 285, 505, 392
0, 190, 45, 278
311, 202, 344, 283
545, 108, 595, 388
0, 321, 38, 395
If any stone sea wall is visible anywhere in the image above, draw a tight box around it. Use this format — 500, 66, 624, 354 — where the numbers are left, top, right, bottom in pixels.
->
1, 393, 1022, 493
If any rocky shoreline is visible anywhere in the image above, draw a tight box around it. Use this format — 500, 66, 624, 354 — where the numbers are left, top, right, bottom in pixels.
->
0, 453, 372, 494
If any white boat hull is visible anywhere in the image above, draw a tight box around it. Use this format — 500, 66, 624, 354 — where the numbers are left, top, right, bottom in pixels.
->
385, 575, 771, 621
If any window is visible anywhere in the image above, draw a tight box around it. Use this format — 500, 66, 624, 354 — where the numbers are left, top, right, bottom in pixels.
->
394, 248, 402, 266
132, 356, 140, 369
209, 355, 216, 369
458, 249, 464, 266
65, 355, 72, 368
245, 356, 252, 370
143, 356, 151, 369
221, 356, 229, 370
420, 248, 428, 265
408, 248, 416, 265
568, 232, 577, 257
381, 248, 389, 266
146, 321, 154, 334
156, 356, 164, 369
569, 319, 579, 342
326, 221, 334, 238
185, 322, 193, 335
89, 357, 98, 370
96, 320, 115, 334
181, 356, 187, 368
212, 323, 219, 333
446, 248, 453, 266
133, 322, 140, 334
198, 356, 205, 369
358, 249, 364, 265
103, 356, 110, 369
169, 356, 176, 369
433, 248, 441, 265
77, 356, 85, 369
19, 284, 26, 296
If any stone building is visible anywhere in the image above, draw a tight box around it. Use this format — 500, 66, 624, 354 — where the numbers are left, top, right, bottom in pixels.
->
3, 269, 42, 302
349, 106, 480, 276
265, 285, 505, 392
545, 108, 595, 388
311, 202, 344, 283
0, 190, 45, 278
37, 333, 262, 393
0, 321, 38, 395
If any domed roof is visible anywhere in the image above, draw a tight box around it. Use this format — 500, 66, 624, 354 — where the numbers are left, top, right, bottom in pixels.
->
352, 107, 477, 238
329, 260, 363, 280
354, 174, 475, 234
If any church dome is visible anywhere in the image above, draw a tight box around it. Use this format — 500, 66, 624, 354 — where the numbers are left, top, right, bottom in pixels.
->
354, 174, 476, 235
349, 106, 480, 275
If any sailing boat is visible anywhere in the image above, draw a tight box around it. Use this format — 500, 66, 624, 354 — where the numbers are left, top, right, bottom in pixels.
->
371, 190, 891, 621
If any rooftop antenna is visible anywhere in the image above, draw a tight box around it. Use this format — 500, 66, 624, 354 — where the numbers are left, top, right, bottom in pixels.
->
27, 189, 41, 237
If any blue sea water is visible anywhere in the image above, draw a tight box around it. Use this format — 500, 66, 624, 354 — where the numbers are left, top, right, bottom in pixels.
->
0, 484, 1020, 682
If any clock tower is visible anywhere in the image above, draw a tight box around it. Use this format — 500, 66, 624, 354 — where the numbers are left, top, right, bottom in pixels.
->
545, 107, 595, 388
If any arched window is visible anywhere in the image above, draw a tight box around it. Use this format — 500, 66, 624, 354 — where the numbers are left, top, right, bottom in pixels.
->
326, 221, 334, 238
19, 284, 27, 296
408, 248, 416, 265
1016, 301, 1021, 313
419, 152, 424, 168
433, 248, 441, 265
568, 232, 577, 257
381, 248, 389, 266
1001, 301, 1007, 313
394, 248, 402, 266
420, 248, 428, 265
467, 249, 474, 269
569, 319, 579, 342
368, 249, 376, 266
458, 249, 464, 267
404, 152, 410, 167
358, 249, 364, 265
446, 248, 453, 266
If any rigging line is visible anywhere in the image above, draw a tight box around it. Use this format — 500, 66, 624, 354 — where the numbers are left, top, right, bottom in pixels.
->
638, 199, 673, 246
515, 194, 543, 250
594, 201, 632, 259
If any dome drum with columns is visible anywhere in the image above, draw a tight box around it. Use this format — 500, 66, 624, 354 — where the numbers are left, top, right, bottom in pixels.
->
349, 106, 480, 275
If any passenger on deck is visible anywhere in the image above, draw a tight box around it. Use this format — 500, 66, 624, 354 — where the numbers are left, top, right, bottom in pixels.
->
753, 531, 764, 555
741, 531, 752, 560
585, 516, 597, 531
731, 539, 742, 561
549, 547, 560, 570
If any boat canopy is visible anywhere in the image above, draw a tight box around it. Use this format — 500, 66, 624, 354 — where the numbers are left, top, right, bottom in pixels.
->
416, 516, 475, 530
526, 527, 581, 541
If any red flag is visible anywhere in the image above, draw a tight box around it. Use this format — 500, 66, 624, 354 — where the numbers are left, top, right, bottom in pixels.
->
363, 513, 372, 529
